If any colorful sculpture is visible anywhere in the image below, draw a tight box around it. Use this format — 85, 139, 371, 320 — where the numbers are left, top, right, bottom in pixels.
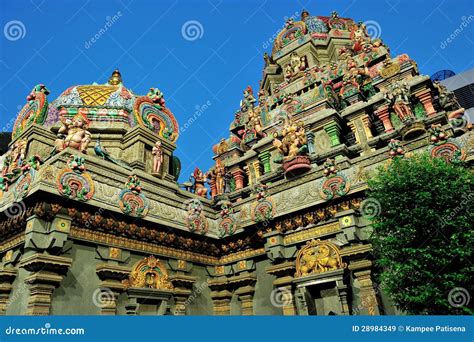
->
385, 81, 413, 122
185, 198, 209, 234
272, 118, 310, 176
152, 140, 164, 175
213, 159, 226, 196
122, 256, 173, 290
191, 167, 208, 198
295, 240, 346, 277
320, 158, 350, 200
119, 175, 149, 218
54, 113, 92, 154
240, 86, 257, 112
388, 139, 405, 158
57, 155, 94, 201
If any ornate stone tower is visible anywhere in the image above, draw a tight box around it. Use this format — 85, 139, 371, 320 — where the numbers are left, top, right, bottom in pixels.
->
0, 9, 471, 316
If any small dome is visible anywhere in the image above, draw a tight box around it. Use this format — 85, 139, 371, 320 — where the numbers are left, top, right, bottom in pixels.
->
12, 70, 180, 144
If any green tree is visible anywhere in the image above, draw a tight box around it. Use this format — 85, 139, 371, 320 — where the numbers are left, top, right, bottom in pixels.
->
367, 153, 473, 315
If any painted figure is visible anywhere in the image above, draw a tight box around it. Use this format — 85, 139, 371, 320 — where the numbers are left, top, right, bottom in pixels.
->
54, 113, 92, 154
152, 140, 164, 175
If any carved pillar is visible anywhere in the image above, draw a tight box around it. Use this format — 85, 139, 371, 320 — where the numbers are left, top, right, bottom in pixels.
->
324, 122, 342, 147
208, 277, 232, 315
0, 266, 17, 315
20, 254, 72, 315
306, 132, 315, 154
231, 169, 245, 190
95, 263, 129, 315
375, 105, 394, 133
416, 89, 437, 116
348, 115, 374, 154
244, 164, 253, 186
170, 274, 197, 316
209, 176, 217, 199
229, 272, 257, 316
259, 151, 272, 174
350, 260, 382, 315
252, 160, 262, 180
266, 262, 297, 316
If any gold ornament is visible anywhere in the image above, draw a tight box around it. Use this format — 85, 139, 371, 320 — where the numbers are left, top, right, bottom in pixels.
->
295, 240, 346, 277
123, 255, 173, 290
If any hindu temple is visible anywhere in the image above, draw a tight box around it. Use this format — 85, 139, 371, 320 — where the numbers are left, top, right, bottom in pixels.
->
0, 9, 472, 316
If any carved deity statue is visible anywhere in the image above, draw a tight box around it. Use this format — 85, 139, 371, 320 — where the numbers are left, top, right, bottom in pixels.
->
296, 240, 345, 277
192, 167, 208, 198
385, 81, 413, 121
240, 86, 257, 112
247, 107, 264, 135
54, 113, 92, 154
263, 52, 276, 67
433, 80, 460, 111
214, 159, 226, 196
152, 140, 163, 175
273, 119, 308, 161
284, 52, 309, 81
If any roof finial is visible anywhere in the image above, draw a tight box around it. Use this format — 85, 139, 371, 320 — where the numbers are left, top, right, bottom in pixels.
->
301, 9, 310, 21
108, 69, 122, 86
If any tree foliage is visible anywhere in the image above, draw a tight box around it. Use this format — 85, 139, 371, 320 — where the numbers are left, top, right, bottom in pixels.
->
367, 154, 473, 315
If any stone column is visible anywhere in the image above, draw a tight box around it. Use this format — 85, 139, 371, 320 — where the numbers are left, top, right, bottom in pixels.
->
244, 164, 253, 186
324, 122, 342, 147
170, 274, 197, 316
0, 266, 17, 315
416, 89, 436, 116
375, 105, 394, 133
259, 151, 272, 174
252, 160, 262, 180
20, 253, 72, 315
96, 263, 130, 315
231, 169, 245, 190
229, 272, 257, 316
350, 260, 382, 315
208, 277, 232, 315
266, 262, 297, 316
306, 132, 315, 154
208, 176, 217, 199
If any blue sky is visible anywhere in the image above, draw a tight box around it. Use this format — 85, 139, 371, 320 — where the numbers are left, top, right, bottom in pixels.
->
1, 0, 473, 179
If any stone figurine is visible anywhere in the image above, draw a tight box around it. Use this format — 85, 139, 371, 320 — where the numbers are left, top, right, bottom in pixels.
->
152, 140, 164, 175
54, 113, 92, 154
